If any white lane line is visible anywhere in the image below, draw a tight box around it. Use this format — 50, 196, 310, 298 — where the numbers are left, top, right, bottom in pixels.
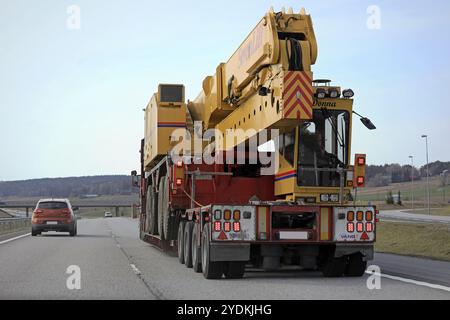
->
366, 271, 450, 292
0, 233, 31, 245
130, 264, 141, 275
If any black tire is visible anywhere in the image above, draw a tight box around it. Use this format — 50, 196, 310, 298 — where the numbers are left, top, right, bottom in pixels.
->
201, 223, 223, 279
184, 221, 194, 268
223, 261, 245, 279
177, 221, 186, 264
161, 175, 172, 239
321, 255, 346, 277
345, 254, 367, 277
192, 223, 202, 273
157, 177, 166, 239
146, 186, 158, 235
31, 229, 37, 236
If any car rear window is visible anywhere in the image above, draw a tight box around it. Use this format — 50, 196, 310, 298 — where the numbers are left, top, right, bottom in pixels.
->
38, 202, 68, 209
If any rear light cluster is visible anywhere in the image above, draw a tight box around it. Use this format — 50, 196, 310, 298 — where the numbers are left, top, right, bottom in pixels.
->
346, 210, 374, 233
213, 209, 241, 232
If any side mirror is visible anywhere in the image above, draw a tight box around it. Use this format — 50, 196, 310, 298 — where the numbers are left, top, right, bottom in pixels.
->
360, 117, 376, 130
131, 170, 139, 187
72, 206, 79, 211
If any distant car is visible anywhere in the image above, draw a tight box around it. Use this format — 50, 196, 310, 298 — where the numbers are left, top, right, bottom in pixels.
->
31, 199, 77, 237
104, 211, 113, 218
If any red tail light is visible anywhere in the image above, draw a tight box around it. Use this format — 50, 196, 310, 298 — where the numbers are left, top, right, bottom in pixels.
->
347, 222, 354, 233
366, 222, 373, 232
233, 222, 241, 232
356, 176, 365, 186
223, 222, 231, 232
34, 209, 43, 215
214, 221, 221, 232
356, 222, 364, 233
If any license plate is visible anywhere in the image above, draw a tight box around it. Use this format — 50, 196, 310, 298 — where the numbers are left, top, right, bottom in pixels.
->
279, 231, 309, 240
46, 221, 58, 225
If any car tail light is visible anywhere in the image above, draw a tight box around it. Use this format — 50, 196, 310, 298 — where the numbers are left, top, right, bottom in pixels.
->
347, 222, 354, 233
233, 210, 240, 220
214, 221, 221, 232
366, 222, 373, 232
356, 211, 364, 221
233, 222, 241, 232
356, 222, 364, 233
366, 211, 373, 221
224, 222, 231, 232
347, 211, 355, 221
224, 210, 231, 221
34, 209, 43, 215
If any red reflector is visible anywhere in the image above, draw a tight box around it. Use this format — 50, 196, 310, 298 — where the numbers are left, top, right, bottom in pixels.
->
347, 222, 354, 233
217, 231, 228, 240
375, 218, 380, 223
366, 222, 373, 232
224, 222, 231, 232
360, 232, 369, 241
233, 222, 240, 232
356, 222, 364, 233
214, 221, 221, 232
176, 161, 183, 167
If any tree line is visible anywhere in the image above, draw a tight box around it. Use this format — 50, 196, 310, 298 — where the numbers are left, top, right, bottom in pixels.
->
366, 161, 449, 187
0, 175, 135, 198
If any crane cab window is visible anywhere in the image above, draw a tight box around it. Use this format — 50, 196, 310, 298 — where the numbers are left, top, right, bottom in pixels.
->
297, 109, 349, 187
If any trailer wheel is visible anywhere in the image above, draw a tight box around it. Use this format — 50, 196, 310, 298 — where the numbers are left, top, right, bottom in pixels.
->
345, 253, 367, 277
146, 187, 158, 235
192, 223, 202, 273
157, 176, 166, 240
201, 223, 223, 279
184, 221, 194, 268
321, 255, 346, 277
177, 221, 185, 264
223, 262, 245, 279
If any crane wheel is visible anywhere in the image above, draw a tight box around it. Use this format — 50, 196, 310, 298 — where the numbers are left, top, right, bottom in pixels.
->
201, 223, 223, 279
146, 186, 158, 235
345, 253, 367, 277
157, 176, 166, 240
321, 255, 346, 277
192, 223, 202, 273
223, 262, 245, 279
177, 221, 185, 264
184, 221, 194, 268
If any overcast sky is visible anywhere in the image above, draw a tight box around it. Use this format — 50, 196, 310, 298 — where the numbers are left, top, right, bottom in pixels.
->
1, 0, 449, 181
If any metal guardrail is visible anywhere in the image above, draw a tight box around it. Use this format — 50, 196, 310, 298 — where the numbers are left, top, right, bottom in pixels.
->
0, 217, 31, 234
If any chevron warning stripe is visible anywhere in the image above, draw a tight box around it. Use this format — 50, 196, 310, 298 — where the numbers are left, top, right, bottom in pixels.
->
283, 71, 313, 120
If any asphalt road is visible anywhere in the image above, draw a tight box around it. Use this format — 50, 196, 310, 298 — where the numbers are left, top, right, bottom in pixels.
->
379, 210, 450, 224
0, 218, 449, 300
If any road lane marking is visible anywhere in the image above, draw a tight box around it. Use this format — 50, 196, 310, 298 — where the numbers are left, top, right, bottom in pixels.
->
0, 233, 31, 245
366, 271, 450, 292
130, 264, 141, 275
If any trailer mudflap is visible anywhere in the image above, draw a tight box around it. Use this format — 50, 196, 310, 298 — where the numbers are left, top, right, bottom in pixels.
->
210, 243, 250, 262
334, 244, 374, 261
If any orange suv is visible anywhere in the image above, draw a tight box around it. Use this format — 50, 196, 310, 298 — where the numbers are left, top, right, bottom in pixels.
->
31, 199, 78, 236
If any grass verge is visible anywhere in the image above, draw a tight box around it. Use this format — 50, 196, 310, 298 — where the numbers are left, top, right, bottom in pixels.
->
375, 221, 450, 261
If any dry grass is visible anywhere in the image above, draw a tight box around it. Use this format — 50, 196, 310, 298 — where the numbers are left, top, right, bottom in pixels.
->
375, 221, 450, 261
404, 206, 450, 216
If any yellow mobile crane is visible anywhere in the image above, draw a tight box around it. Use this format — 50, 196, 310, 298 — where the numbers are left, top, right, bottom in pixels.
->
132, 7, 377, 279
